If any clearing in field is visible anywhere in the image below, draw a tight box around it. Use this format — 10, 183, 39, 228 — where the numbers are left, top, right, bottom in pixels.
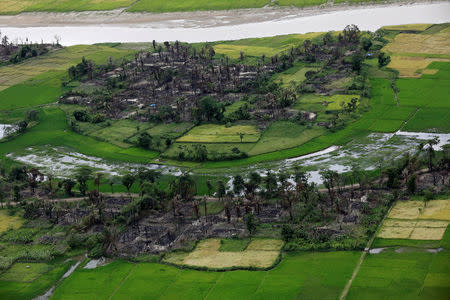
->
165, 239, 283, 269
0, 211, 23, 233
377, 199, 450, 240
177, 124, 260, 143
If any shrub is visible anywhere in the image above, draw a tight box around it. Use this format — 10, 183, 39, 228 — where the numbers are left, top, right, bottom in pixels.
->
91, 114, 105, 123
0, 228, 39, 243
424, 189, 435, 202
378, 52, 391, 68
407, 175, 416, 194
0, 257, 14, 270
73, 110, 90, 122
281, 225, 295, 242
245, 213, 257, 235
17, 247, 54, 261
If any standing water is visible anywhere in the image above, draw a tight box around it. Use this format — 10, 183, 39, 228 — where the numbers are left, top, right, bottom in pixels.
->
0, 124, 16, 139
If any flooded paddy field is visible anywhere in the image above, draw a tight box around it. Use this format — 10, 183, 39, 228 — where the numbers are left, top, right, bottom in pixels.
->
207, 131, 450, 184
6, 146, 183, 178
6, 131, 449, 185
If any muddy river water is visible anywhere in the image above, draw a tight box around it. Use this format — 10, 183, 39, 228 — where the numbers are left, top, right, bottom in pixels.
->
0, 3, 449, 45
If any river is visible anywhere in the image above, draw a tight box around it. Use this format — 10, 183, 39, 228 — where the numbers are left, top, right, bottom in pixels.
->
0, 3, 449, 45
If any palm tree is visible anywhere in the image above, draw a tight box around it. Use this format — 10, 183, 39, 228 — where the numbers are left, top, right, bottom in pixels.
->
225, 191, 234, 223
94, 173, 103, 193
171, 173, 196, 203
76, 167, 92, 196
109, 177, 114, 194
204, 180, 213, 197
203, 195, 208, 221
122, 173, 135, 195
193, 199, 200, 219
320, 170, 339, 211
217, 180, 226, 202
104, 225, 120, 255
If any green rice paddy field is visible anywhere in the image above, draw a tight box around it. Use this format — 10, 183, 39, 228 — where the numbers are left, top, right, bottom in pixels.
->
348, 226, 450, 300
0, 259, 74, 299
50, 251, 360, 300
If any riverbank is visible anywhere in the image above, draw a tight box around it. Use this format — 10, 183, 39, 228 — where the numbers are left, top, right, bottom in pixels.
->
0, 1, 446, 28
0, 2, 449, 45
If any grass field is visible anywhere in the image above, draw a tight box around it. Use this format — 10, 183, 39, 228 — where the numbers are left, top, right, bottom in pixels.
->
147, 122, 194, 139
52, 251, 360, 299
0, 45, 133, 110
164, 142, 255, 160
0, 0, 135, 14
0, 211, 24, 233
177, 124, 260, 143
295, 94, 360, 111
0, 107, 159, 165
89, 119, 151, 148
224, 101, 246, 117
219, 239, 251, 252
0, 0, 374, 14
0, 262, 52, 282
274, 65, 321, 86
274, 0, 327, 7
382, 24, 432, 32
213, 33, 324, 60
248, 121, 325, 155
128, 0, 269, 13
